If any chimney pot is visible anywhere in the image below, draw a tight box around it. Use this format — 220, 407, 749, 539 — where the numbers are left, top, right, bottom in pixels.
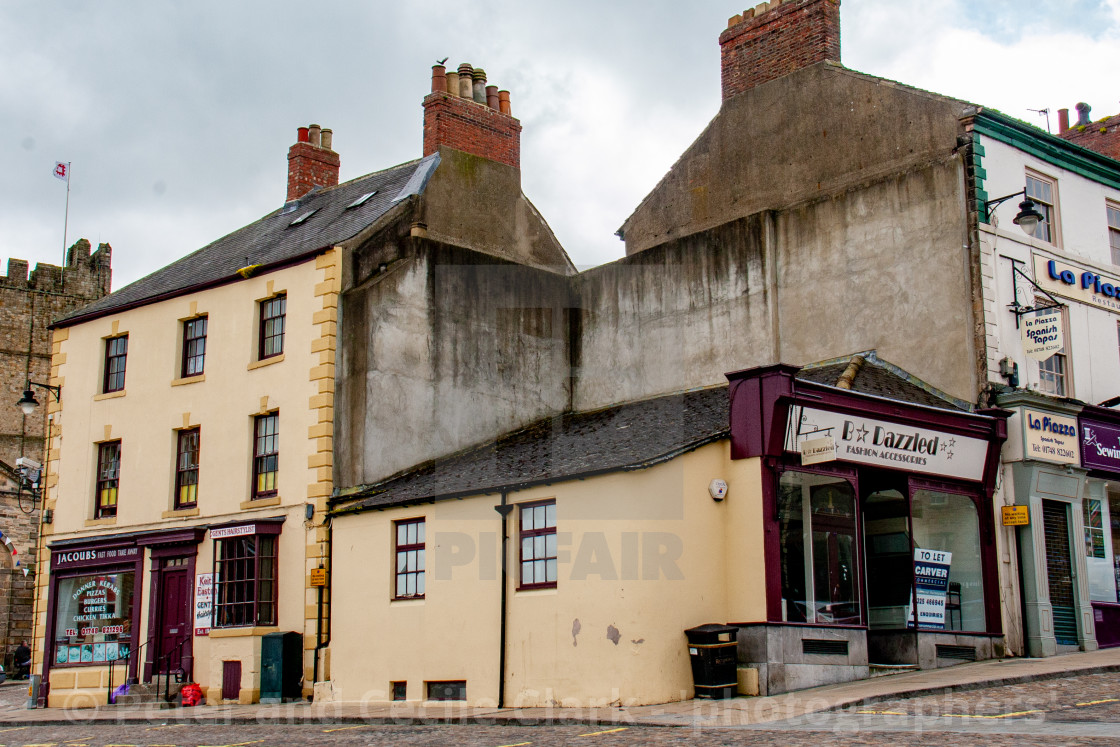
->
321, 128, 333, 151
486, 85, 499, 110
431, 64, 447, 93
287, 123, 341, 202
1076, 102, 1092, 126
297, 126, 310, 143
498, 90, 511, 115
458, 67, 474, 99
309, 124, 322, 148
472, 68, 487, 104
1058, 108, 1070, 134
446, 70, 460, 96
423, 68, 520, 170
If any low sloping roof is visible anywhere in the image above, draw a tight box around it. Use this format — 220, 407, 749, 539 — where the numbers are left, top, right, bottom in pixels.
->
331, 386, 731, 514
54, 154, 440, 327
796, 351, 971, 412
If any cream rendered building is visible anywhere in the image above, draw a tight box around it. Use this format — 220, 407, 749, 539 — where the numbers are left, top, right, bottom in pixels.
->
30, 127, 440, 707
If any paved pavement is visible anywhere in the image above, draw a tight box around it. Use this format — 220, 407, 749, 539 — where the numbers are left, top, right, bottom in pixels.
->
0, 646, 1117, 730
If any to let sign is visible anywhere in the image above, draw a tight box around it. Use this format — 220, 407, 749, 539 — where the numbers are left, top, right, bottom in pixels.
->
1002, 506, 1030, 526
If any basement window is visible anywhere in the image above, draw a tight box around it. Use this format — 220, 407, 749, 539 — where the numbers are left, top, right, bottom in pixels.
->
346, 191, 378, 209
287, 209, 318, 227
426, 681, 466, 701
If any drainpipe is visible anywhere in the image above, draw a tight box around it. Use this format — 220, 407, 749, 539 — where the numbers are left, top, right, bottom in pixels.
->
312, 515, 332, 693
494, 493, 512, 708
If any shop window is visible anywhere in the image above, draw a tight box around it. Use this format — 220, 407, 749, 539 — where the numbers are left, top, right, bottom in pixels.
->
103, 335, 128, 393
213, 534, 278, 627
777, 471, 859, 625
258, 294, 286, 360
1085, 498, 1106, 559
519, 500, 557, 589
175, 428, 200, 509
95, 441, 121, 518
910, 490, 985, 632
1025, 171, 1059, 245
1108, 201, 1120, 266
1110, 490, 1120, 604
181, 316, 207, 377
52, 571, 134, 666
394, 518, 425, 599
252, 413, 279, 499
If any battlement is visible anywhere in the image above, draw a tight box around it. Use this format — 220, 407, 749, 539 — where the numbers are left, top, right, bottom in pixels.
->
0, 239, 112, 298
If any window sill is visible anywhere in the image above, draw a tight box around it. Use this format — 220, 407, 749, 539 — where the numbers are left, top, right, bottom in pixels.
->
93, 390, 126, 402
516, 585, 558, 595
240, 496, 281, 510
162, 507, 200, 518
247, 354, 284, 371
391, 597, 425, 605
85, 517, 117, 527
208, 626, 279, 639
171, 374, 205, 387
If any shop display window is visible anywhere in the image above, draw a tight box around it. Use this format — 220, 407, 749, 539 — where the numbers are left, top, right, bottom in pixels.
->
213, 535, 277, 627
910, 490, 986, 632
1085, 498, 1106, 559
52, 571, 135, 666
778, 471, 860, 625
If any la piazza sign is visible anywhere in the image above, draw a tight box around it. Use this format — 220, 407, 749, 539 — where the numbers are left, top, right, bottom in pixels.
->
1035, 255, 1120, 315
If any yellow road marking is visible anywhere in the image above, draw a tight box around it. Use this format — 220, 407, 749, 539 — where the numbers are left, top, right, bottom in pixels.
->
942, 709, 1043, 719
494, 742, 531, 747
197, 741, 265, 747
147, 724, 186, 730
1077, 698, 1119, 706
0, 728, 28, 733
578, 727, 628, 736
322, 725, 375, 733
856, 710, 907, 715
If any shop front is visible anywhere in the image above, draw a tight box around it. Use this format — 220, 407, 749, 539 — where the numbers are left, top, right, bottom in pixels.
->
1078, 405, 1120, 648
996, 390, 1096, 657
727, 364, 1008, 693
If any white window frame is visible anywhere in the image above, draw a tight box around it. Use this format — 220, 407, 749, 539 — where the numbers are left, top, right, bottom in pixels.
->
1025, 169, 1061, 247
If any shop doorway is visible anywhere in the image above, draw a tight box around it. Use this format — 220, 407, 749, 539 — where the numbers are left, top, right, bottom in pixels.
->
1041, 500, 1078, 647
861, 473, 912, 631
149, 557, 193, 682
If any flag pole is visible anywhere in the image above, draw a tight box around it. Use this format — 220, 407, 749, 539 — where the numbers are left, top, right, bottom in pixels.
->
61, 162, 71, 291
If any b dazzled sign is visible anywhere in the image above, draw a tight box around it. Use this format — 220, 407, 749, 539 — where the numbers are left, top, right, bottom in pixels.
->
786, 406, 988, 481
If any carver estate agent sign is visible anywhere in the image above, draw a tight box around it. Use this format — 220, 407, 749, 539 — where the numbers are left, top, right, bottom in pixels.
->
786, 406, 988, 481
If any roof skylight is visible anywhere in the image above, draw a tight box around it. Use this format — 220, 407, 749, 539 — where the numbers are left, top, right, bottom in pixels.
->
288, 209, 319, 227
346, 191, 378, 209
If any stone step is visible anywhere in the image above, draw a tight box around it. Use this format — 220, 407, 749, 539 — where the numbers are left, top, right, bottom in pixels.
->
868, 663, 920, 678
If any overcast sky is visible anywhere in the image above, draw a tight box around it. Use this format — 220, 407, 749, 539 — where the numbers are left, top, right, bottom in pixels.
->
3, 0, 1118, 289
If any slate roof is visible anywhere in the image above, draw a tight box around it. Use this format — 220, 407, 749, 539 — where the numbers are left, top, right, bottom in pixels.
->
331, 386, 731, 514
797, 351, 971, 412
54, 154, 441, 327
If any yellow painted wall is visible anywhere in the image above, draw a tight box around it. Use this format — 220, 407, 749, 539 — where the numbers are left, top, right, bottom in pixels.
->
37, 250, 338, 705
329, 441, 765, 707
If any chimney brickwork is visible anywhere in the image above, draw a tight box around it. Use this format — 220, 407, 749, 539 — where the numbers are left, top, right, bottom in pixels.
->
1058, 102, 1120, 161
423, 63, 520, 169
287, 124, 340, 202
720, 0, 841, 101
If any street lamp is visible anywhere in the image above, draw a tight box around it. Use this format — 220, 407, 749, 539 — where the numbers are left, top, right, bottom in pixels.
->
17, 381, 60, 416
984, 189, 1045, 236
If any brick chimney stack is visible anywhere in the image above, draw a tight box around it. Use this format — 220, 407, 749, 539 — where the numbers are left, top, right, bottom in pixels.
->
287, 123, 340, 202
423, 62, 521, 170
720, 0, 841, 101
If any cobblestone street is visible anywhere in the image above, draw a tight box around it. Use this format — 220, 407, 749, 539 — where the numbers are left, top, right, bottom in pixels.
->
0, 672, 1117, 745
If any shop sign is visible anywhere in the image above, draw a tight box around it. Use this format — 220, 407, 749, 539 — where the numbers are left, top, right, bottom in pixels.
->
908, 549, 952, 630
1081, 419, 1120, 473
1023, 409, 1079, 465
800, 436, 836, 465
52, 545, 139, 570
1034, 255, 1120, 315
1002, 506, 1030, 526
194, 572, 213, 636
1021, 308, 1064, 361
786, 406, 988, 481
210, 524, 255, 539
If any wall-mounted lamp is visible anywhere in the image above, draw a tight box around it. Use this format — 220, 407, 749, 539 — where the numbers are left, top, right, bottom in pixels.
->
16, 380, 61, 416
984, 190, 1045, 236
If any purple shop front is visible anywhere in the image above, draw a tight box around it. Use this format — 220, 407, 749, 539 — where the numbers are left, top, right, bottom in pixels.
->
1079, 407, 1120, 648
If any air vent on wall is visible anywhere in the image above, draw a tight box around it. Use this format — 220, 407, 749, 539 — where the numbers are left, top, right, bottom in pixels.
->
935, 644, 977, 661
802, 639, 848, 656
